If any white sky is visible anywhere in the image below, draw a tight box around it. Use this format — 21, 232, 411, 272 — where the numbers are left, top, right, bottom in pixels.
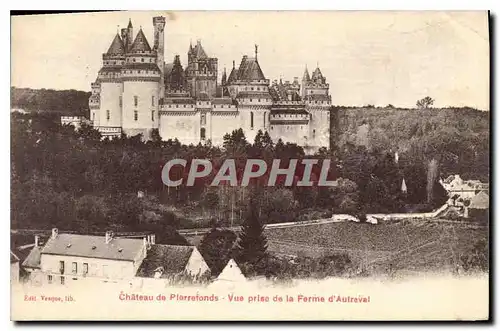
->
11, 11, 489, 109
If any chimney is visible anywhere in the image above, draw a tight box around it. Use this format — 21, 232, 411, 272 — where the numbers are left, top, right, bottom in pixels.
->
34, 235, 39, 247
105, 231, 114, 244
150, 234, 156, 245
51, 228, 58, 239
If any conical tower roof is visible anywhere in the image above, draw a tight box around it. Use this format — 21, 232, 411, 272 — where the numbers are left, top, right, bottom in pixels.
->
130, 28, 152, 53
303, 66, 310, 81
193, 40, 208, 58
106, 34, 125, 55
311, 66, 324, 80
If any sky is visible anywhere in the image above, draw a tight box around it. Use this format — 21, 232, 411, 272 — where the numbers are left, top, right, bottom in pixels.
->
11, 11, 489, 110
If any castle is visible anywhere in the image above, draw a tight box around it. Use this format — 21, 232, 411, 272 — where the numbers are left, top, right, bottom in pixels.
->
88, 16, 332, 153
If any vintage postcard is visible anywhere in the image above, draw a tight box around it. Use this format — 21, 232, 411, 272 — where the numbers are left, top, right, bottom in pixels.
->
10, 10, 490, 321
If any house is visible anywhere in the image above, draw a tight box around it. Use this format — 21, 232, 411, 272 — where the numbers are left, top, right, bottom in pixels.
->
440, 175, 489, 201
22, 229, 148, 286
135, 244, 210, 285
213, 259, 246, 284
466, 191, 489, 222
11, 251, 20, 284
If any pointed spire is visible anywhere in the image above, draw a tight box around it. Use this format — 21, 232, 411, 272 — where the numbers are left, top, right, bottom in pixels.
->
255, 44, 258, 61
128, 18, 133, 29
106, 33, 125, 55
303, 65, 310, 81
401, 178, 407, 194
129, 28, 152, 53
233, 60, 235, 69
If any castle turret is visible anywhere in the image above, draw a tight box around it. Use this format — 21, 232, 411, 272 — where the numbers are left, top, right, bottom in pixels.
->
95, 33, 126, 131
221, 67, 227, 86
121, 27, 160, 137
302, 65, 331, 152
127, 19, 133, 48
153, 16, 166, 98
186, 40, 218, 98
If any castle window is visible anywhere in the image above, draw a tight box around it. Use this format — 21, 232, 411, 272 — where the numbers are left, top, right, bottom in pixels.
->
313, 129, 316, 138
151, 110, 155, 121
60, 276, 65, 285
263, 112, 266, 127
134, 110, 138, 121
47, 275, 53, 284
152, 96, 155, 107
250, 99, 253, 102
250, 112, 254, 130
134, 96, 138, 107
201, 114, 206, 125
200, 127, 206, 140
141, 58, 144, 62
251, 87, 254, 91
72, 262, 77, 275
258, 99, 261, 102
119, 96, 122, 107
106, 110, 110, 121
133, 58, 136, 62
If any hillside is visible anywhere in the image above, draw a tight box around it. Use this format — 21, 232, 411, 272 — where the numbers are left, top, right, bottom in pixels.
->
331, 106, 490, 181
10, 87, 91, 115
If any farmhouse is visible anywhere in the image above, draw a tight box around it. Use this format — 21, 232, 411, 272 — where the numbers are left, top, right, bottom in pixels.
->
19, 229, 210, 287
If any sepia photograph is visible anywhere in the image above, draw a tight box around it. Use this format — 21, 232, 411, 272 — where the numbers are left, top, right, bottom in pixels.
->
10, 10, 490, 321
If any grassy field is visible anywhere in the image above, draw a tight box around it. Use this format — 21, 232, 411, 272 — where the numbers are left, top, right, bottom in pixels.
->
264, 219, 488, 274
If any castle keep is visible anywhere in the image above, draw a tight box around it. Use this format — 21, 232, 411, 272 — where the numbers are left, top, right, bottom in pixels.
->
89, 17, 331, 153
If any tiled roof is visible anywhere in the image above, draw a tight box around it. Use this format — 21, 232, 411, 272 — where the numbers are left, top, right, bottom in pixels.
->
41, 234, 145, 261
129, 29, 152, 53
237, 57, 266, 81
193, 41, 208, 59
303, 67, 311, 81
227, 68, 239, 83
22, 246, 42, 269
106, 34, 125, 55
136, 244, 194, 278
311, 67, 324, 81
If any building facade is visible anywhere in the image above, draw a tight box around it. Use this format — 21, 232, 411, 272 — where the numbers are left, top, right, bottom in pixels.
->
89, 17, 332, 153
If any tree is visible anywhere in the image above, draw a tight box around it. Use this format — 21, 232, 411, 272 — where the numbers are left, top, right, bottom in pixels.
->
236, 199, 268, 265
416, 96, 434, 109
198, 229, 238, 276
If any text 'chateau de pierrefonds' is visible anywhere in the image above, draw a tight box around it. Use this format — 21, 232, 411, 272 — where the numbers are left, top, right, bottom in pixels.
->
88, 16, 332, 153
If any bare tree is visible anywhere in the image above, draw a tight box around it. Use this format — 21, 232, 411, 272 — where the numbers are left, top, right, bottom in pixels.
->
416, 96, 434, 109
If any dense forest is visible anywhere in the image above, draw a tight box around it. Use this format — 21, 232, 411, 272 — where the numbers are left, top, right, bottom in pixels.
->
11, 87, 91, 115
11, 102, 490, 236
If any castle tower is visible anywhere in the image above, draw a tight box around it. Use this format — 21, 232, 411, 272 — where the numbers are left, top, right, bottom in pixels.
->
303, 65, 331, 152
153, 16, 166, 99
301, 65, 310, 99
121, 27, 160, 138
228, 48, 272, 142
96, 33, 126, 131
186, 40, 218, 99
127, 19, 133, 49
